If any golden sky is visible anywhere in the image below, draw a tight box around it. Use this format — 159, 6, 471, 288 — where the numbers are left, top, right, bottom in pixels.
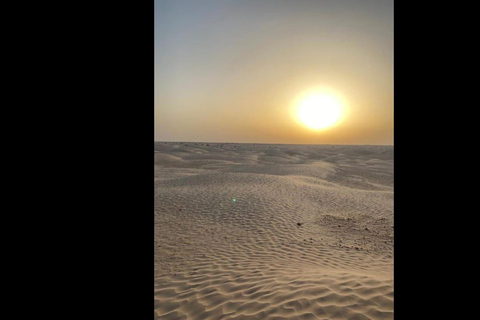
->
155, 0, 393, 145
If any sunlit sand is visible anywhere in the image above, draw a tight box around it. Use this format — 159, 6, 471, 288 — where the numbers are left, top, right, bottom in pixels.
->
154, 142, 393, 320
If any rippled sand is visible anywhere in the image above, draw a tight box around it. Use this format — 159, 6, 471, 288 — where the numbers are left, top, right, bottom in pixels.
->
155, 142, 393, 320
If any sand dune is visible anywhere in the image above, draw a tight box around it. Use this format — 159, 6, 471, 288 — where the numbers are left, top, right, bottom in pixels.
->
155, 143, 393, 320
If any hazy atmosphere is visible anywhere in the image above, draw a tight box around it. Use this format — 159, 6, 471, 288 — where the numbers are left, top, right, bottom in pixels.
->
155, 0, 393, 144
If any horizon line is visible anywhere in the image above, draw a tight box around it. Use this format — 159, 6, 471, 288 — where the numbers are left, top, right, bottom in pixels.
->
154, 140, 393, 147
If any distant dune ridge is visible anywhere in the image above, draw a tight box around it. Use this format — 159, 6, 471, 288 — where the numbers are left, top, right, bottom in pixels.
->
154, 142, 393, 320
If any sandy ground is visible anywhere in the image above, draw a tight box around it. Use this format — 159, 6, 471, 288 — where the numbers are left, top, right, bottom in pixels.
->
154, 142, 393, 320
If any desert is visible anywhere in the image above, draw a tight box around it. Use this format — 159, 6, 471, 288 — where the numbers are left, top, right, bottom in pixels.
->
154, 142, 393, 320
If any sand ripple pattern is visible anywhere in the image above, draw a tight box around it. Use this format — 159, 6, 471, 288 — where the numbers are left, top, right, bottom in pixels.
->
155, 143, 393, 319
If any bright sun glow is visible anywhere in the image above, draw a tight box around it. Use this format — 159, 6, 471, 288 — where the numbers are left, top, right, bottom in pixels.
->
295, 89, 346, 130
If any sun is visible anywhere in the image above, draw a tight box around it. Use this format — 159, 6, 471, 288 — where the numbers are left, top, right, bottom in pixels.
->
294, 89, 347, 130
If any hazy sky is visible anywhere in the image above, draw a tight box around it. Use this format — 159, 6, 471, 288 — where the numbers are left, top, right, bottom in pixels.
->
155, 0, 393, 144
